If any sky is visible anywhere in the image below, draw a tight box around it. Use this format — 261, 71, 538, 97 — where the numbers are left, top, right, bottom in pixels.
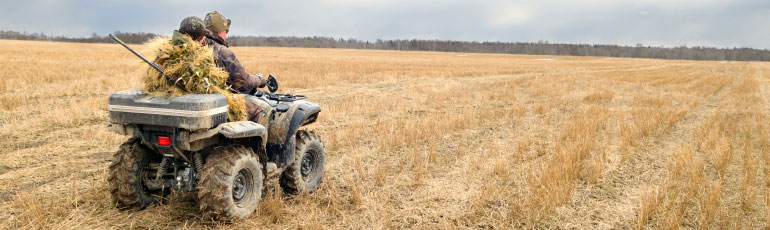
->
1, 0, 769, 49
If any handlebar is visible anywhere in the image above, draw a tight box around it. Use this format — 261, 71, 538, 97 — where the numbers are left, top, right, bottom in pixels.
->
253, 90, 307, 102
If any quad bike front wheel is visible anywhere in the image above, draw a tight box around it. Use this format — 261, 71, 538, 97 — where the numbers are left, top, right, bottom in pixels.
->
108, 138, 166, 209
198, 145, 263, 221
281, 130, 327, 194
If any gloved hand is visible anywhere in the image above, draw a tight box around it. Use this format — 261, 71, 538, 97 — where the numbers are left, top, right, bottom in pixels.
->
266, 74, 279, 93
254, 73, 267, 88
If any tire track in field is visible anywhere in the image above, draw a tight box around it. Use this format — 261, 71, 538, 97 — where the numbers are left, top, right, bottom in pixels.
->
758, 63, 770, 122
0, 149, 112, 201
0, 156, 108, 201
571, 66, 738, 228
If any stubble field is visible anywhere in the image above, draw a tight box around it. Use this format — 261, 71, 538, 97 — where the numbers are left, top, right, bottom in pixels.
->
1, 39, 769, 229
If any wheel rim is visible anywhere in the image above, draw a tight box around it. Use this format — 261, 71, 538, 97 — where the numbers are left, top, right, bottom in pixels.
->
140, 167, 153, 191
139, 158, 160, 193
232, 169, 253, 206
300, 151, 315, 179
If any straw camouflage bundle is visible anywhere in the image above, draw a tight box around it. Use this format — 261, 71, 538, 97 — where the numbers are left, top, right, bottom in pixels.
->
142, 33, 247, 121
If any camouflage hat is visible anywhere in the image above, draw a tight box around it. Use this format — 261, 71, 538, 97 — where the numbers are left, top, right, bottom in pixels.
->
205, 11, 231, 33
179, 16, 206, 39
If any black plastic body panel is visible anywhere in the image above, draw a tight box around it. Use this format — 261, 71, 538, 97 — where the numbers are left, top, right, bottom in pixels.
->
266, 134, 296, 168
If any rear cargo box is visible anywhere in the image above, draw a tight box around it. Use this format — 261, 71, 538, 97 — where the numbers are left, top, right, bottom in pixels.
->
108, 89, 227, 131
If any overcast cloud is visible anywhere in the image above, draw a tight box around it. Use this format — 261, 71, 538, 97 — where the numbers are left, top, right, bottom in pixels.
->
1, 0, 768, 49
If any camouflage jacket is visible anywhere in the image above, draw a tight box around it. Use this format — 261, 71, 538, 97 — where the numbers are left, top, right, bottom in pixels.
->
205, 31, 264, 93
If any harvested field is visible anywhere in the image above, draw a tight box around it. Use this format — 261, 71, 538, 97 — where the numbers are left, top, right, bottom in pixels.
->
1, 39, 769, 229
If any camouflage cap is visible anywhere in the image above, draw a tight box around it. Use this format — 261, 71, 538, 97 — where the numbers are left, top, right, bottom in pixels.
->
205, 11, 231, 33
179, 16, 206, 39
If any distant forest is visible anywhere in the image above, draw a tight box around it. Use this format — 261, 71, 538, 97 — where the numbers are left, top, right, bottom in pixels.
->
2, 30, 769, 62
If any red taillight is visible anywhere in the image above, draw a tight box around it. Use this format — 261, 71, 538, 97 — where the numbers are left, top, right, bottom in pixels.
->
157, 136, 171, 146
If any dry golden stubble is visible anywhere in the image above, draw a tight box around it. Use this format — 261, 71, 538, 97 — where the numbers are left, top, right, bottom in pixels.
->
4, 40, 770, 229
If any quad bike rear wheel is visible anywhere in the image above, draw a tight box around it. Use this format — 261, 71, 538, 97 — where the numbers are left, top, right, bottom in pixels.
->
198, 145, 263, 221
108, 138, 166, 209
281, 130, 326, 194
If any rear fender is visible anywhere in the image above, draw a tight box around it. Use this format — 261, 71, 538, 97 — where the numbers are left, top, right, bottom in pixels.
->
189, 121, 268, 149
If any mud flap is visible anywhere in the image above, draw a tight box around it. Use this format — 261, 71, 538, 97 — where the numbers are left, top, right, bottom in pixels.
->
267, 134, 295, 168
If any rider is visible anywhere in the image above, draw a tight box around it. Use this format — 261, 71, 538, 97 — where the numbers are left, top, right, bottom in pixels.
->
203, 11, 266, 94
203, 11, 271, 124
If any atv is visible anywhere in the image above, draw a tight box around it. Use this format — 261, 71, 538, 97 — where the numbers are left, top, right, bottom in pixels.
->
105, 79, 326, 221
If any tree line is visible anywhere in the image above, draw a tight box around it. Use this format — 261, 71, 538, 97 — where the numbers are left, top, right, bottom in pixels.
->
229, 36, 770, 62
2, 30, 769, 62
0, 30, 158, 44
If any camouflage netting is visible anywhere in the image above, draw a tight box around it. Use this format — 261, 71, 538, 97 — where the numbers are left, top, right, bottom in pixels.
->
142, 33, 247, 121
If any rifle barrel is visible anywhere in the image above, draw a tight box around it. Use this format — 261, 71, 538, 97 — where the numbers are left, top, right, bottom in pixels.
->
109, 34, 186, 92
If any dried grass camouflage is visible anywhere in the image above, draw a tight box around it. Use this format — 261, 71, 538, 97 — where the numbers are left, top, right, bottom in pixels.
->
142, 34, 247, 121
